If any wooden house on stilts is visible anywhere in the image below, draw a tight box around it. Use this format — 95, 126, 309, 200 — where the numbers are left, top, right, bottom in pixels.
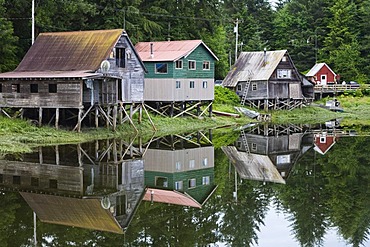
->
0, 29, 147, 131
135, 40, 218, 118
222, 50, 312, 111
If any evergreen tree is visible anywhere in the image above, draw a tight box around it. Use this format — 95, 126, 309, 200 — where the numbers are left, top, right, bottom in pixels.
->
0, 0, 18, 72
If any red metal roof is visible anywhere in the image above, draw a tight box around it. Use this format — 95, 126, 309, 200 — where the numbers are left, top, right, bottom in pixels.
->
143, 188, 201, 208
15, 29, 123, 72
135, 40, 218, 62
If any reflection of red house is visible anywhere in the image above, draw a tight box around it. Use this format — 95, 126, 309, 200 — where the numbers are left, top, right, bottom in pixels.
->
306, 63, 337, 85
314, 133, 337, 155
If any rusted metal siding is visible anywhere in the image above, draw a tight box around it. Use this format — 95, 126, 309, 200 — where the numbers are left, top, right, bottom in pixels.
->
144, 78, 214, 101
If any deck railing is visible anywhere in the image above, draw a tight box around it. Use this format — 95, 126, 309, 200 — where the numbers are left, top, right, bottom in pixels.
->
314, 84, 368, 93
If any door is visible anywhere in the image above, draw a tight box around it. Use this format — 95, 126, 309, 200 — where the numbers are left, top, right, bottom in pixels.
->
320, 74, 327, 85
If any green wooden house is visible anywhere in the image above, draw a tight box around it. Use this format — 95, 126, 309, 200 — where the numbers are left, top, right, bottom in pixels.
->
135, 40, 218, 117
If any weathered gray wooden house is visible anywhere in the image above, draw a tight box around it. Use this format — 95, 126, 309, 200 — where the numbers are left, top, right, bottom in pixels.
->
135, 40, 218, 117
0, 138, 146, 234
223, 50, 311, 111
0, 29, 147, 131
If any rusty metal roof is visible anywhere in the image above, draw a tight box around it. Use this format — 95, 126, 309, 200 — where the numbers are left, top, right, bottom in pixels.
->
143, 188, 202, 208
15, 29, 123, 72
222, 50, 287, 87
135, 40, 218, 62
20, 192, 124, 234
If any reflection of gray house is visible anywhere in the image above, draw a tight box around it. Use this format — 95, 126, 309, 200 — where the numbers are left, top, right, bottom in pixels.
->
224, 124, 313, 181
0, 138, 145, 234
143, 131, 217, 207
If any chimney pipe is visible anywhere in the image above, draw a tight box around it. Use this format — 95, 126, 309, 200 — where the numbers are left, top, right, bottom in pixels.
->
150, 43, 154, 59
263, 48, 267, 66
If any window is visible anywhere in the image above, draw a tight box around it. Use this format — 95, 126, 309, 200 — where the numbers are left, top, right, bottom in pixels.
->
175, 161, 182, 171
13, 176, 21, 185
190, 81, 195, 88
155, 63, 168, 74
188, 178, 196, 188
237, 84, 242, 91
252, 83, 257, 91
176, 81, 181, 89
0, 83, 2, 93
49, 179, 58, 188
175, 60, 183, 69
30, 84, 38, 93
155, 177, 168, 187
31, 177, 39, 187
203, 81, 208, 88
277, 155, 291, 164
12, 84, 20, 93
320, 136, 326, 143
282, 56, 287, 62
251, 143, 257, 151
49, 84, 57, 93
277, 69, 291, 79
203, 61, 210, 70
115, 47, 126, 68
189, 159, 195, 169
202, 176, 210, 185
188, 60, 196, 70
175, 181, 183, 190
202, 158, 208, 166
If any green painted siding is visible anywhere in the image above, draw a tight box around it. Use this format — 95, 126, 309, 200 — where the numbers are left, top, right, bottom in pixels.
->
144, 44, 216, 79
144, 167, 215, 204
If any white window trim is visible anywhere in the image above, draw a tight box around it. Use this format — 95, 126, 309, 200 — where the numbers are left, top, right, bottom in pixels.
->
252, 83, 257, 91
190, 81, 195, 89
175, 60, 183, 69
277, 69, 291, 79
203, 81, 208, 88
155, 63, 168, 74
176, 80, 181, 89
203, 61, 210, 70
188, 60, 196, 70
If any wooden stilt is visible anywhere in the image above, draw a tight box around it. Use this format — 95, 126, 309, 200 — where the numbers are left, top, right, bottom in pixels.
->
118, 104, 123, 124
55, 145, 60, 165
55, 108, 59, 129
77, 108, 82, 132
106, 105, 111, 128
38, 107, 42, 127
138, 104, 142, 124
39, 147, 43, 164
95, 106, 99, 128
77, 143, 83, 166
209, 102, 212, 117
113, 105, 117, 131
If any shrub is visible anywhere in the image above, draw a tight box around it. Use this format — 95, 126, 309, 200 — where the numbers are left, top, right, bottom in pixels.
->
214, 86, 240, 105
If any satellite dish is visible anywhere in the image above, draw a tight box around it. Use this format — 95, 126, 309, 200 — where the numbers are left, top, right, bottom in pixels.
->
101, 197, 111, 209
100, 60, 110, 73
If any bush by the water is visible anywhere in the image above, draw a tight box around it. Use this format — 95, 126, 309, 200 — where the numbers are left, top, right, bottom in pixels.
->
214, 86, 240, 105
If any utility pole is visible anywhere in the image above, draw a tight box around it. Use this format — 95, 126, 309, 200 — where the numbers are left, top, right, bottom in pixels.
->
234, 18, 239, 64
32, 0, 35, 44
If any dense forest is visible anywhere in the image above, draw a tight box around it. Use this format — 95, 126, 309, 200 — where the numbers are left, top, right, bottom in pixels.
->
1, 0, 369, 83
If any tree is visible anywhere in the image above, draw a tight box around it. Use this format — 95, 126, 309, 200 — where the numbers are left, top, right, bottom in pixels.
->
0, 0, 18, 72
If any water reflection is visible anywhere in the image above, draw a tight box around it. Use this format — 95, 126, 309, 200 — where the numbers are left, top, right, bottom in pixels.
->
0, 125, 369, 246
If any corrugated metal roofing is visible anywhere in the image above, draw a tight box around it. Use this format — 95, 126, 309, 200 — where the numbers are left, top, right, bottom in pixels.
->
15, 29, 123, 72
143, 188, 202, 208
306, 62, 336, 77
135, 40, 218, 62
20, 192, 124, 234
222, 50, 287, 87
221, 146, 286, 184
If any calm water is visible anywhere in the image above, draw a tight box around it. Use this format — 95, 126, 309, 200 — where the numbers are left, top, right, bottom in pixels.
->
0, 122, 369, 247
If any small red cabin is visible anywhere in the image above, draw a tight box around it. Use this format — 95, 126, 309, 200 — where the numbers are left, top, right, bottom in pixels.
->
314, 133, 336, 155
306, 63, 337, 85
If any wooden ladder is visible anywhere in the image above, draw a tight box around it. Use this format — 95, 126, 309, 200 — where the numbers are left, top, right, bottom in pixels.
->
241, 70, 254, 106
240, 129, 250, 155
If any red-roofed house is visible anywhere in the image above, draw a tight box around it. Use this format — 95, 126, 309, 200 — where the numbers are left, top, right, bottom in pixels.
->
306, 63, 337, 85
135, 40, 218, 117
314, 132, 337, 155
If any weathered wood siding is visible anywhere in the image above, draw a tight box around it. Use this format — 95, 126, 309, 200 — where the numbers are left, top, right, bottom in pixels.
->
144, 78, 214, 101
235, 80, 268, 99
82, 34, 145, 105
0, 160, 83, 194
0, 80, 82, 108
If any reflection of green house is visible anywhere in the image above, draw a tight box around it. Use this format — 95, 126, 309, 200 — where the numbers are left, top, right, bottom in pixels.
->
143, 146, 217, 206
